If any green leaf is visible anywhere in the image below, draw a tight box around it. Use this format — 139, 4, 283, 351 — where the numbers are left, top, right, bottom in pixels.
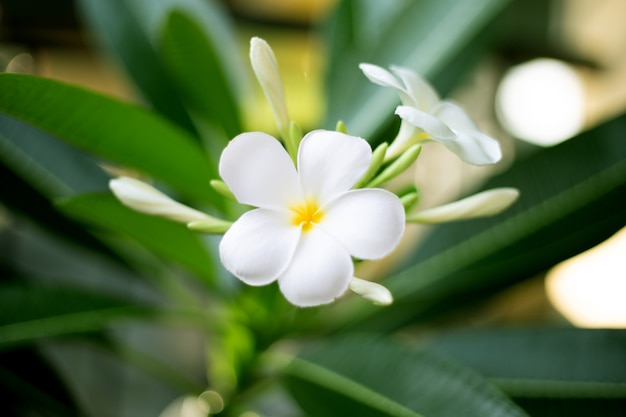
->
0, 74, 220, 205
159, 9, 243, 142
428, 328, 626, 416
0, 284, 153, 349
327, 114, 626, 331
76, 0, 198, 134
284, 336, 528, 417
59, 192, 217, 286
323, 0, 511, 138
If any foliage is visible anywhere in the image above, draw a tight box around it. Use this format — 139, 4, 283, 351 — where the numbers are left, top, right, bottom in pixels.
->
0, 0, 624, 416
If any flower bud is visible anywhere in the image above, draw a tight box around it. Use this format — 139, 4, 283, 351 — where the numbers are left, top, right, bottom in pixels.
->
110, 177, 209, 223
250, 37, 290, 139
407, 187, 520, 223
349, 277, 393, 306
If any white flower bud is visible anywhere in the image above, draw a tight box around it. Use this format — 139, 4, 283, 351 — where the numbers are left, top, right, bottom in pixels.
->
349, 277, 393, 306
250, 37, 290, 138
109, 177, 210, 223
407, 187, 520, 223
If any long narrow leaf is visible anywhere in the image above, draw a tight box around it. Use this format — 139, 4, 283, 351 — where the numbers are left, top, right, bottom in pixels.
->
284, 336, 528, 417
0, 74, 220, 205
77, 0, 198, 134
58, 192, 217, 286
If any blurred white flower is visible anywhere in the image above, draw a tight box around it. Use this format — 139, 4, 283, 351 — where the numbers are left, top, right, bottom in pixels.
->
359, 63, 501, 165
218, 130, 405, 307
407, 188, 519, 224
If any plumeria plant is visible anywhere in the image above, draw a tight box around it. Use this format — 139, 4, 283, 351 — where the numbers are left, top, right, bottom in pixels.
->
111, 37, 518, 309
1, 1, 625, 416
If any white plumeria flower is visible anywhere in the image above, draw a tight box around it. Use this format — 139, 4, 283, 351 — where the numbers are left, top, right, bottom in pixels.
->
359, 63, 501, 165
110, 177, 210, 223
218, 130, 406, 307
407, 187, 519, 224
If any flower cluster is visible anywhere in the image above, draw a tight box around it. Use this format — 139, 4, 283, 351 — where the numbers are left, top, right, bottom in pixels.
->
110, 37, 518, 308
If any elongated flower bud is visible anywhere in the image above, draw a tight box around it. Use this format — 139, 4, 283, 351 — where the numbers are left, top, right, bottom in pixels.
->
407, 187, 519, 223
250, 37, 290, 139
110, 177, 210, 223
349, 277, 393, 306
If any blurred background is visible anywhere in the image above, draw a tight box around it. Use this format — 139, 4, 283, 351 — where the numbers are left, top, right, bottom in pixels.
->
0, 0, 625, 416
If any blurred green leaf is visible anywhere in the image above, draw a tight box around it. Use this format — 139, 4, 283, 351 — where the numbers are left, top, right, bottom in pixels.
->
428, 328, 626, 416
0, 284, 153, 349
76, 0, 198, 134
323, 0, 511, 138
328, 114, 626, 331
0, 113, 108, 199
0, 74, 220, 206
59, 192, 217, 286
284, 336, 528, 417
159, 10, 242, 143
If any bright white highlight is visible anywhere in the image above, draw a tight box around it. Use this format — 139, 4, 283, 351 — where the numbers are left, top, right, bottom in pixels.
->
546, 227, 626, 328
496, 58, 586, 146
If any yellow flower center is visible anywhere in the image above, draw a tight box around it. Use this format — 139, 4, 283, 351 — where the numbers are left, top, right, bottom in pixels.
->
290, 200, 324, 232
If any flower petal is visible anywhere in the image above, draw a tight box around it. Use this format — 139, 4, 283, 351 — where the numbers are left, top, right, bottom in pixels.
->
391, 65, 439, 110
219, 208, 300, 286
298, 130, 372, 203
359, 63, 405, 91
395, 105, 455, 140
109, 177, 209, 223
432, 101, 502, 165
360, 63, 414, 106
407, 188, 519, 223
278, 228, 353, 307
219, 132, 303, 209
320, 189, 405, 260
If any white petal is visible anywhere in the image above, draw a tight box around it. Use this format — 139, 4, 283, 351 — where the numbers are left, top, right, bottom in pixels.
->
250, 37, 290, 136
395, 105, 455, 140
298, 130, 372, 204
278, 228, 353, 307
432, 100, 478, 131
320, 189, 405, 260
432, 101, 502, 165
445, 130, 502, 165
349, 277, 393, 306
219, 208, 300, 286
219, 132, 303, 209
408, 188, 520, 223
390, 65, 439, 110
360, 63, 414, 106
109, 177, 209, 223
359, 63, 405, 91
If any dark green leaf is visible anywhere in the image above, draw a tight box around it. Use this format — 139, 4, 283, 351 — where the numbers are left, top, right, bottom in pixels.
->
0, 74, 220, 205
428, 328, 626, 417
59, 192, 217, 286
76, 0, 198, 134
326, 114, 626, 331
284, 336, 528, 417
160, 10, 243, 142
0, 284, 154, 349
